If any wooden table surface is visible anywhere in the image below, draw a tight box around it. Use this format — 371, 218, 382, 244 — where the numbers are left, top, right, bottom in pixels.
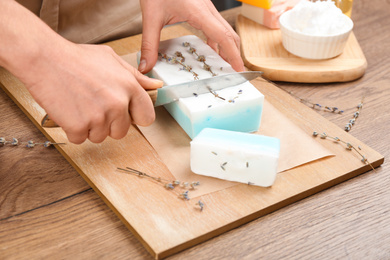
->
1, 1, 389, 259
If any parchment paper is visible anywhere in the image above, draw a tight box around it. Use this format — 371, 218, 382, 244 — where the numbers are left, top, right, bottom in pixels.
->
138, 100, 333, 197
123, 53, 333, 197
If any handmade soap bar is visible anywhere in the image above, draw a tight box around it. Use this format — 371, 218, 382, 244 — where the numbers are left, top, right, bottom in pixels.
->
144, 35, 264, 139
237, 0, 274, 9
190, 128, 280, 187
241, 0, 301, 29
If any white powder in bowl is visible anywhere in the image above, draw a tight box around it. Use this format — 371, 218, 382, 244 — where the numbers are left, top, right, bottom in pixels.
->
285, 0, 351, 36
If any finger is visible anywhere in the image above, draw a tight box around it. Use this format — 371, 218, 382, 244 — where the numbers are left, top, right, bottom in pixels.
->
115, 56, 163, 90
86, 113, 110, 143
88, 127, 110, 143
207, 24, 244, 71
204, 0, 241, 49
207, 37, 219, 53
138, 6, 164, 74
63, 124, 89, 144
109, 112, 132, 140
129, 87, 156, 126
195, 1, 244, 71
133, 72, 163, 90
112, 54, 158, 127
219, 48, 227, 61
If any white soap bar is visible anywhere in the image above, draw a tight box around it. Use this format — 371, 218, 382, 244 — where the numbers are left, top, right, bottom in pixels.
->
190, 128, 280, 187
144, 35, 264, 139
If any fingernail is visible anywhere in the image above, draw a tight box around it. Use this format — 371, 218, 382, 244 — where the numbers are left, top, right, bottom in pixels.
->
138, 59, 146, 73
152, 78, 164, 87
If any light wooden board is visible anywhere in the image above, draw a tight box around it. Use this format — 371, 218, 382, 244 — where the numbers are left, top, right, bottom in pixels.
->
0, 25, 383, 259
236, 15, 367, 83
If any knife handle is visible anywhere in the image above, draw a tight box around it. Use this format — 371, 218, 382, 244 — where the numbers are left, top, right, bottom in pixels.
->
147, 89, 158, 105
41, 89, 159, 128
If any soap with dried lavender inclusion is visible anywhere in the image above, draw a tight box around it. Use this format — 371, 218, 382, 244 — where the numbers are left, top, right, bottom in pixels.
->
146, 35, 264, 139
190, 128, 280, 187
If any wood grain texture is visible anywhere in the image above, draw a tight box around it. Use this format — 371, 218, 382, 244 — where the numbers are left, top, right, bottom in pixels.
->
0, 85, 89, 220
236, 15, 367, 83
0, 37, 384, 259
1, 1, 390, 259
0, 189, 152, 260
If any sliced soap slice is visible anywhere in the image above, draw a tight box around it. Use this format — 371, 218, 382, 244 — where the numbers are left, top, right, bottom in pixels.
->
190, 128, 280, 187
241, 0, 301, 29
145, 35, 264, 139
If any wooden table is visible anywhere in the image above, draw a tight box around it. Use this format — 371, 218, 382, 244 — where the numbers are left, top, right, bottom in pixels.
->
1, 1, 389, 259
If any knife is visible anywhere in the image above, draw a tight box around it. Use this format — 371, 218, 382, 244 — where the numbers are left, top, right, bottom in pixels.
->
41, 71, 263, 128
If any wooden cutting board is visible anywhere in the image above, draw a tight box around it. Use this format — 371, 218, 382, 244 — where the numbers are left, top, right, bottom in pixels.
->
236, 15, 367, 83
0, 25, 383, 259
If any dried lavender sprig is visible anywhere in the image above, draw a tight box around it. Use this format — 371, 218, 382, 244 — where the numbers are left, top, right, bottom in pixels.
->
287, 91, 344, 114
207, 86, 225, 101
312, 131, 375, 172
206, 89, 243, 106
183, 42, 217, 77
345, 97, 364, 132
0, 137, 65, 148
117, 167, 201, 201
158, 52, 199, 80
196, 200, 205, 211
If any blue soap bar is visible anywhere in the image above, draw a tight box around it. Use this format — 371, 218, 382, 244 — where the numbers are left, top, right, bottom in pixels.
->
144, 35, 264, 139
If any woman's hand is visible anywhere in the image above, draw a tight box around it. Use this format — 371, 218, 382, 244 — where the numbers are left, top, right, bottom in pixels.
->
1, 0, 163, 144
25, 43, 162, 144
138, 0, 244, 74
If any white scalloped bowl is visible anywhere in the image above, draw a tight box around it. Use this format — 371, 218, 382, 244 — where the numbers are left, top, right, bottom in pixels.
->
279, 10, 353, 60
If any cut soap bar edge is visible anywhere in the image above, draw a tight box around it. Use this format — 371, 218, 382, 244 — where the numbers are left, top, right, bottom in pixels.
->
190, 128, 280, 187
144, 35, 264, 139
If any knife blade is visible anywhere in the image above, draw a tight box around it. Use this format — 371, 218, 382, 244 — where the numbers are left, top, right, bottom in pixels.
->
150, 71, 263, 107
41, 71, 263, 128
